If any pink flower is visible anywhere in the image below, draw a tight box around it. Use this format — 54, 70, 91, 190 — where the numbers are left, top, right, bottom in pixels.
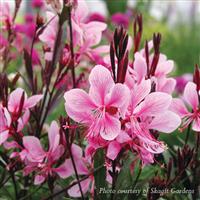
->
0, 2, 12, 28
14, 14, 36, 39
0, 106, 11, 145
129, 48, 176, 94
72, 0, 107, 48
22, 121, 65, 184
8, 88, 43, 114
64, 65, 130, 140
32, 0, 44, 8
111, 12, 129, 29
170, 82, 200, 132
124, 80, 181, 163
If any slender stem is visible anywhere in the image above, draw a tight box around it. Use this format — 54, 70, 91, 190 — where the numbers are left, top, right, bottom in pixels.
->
185, 123, 191, 145
10, 172, 18, 200
132, 162, 142, 189
0, 175, 11, 188
38, 18, 63, 136
43, 165, 103, 200
20, 184, 44, 200
192, 133, 200, 200
110, 160, 117, 200
65, 131, 84, 200
68, 8, 76, 88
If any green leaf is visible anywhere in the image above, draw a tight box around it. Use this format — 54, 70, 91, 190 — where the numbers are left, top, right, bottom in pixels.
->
94, 148, 107, 200
104, 0, 128, 15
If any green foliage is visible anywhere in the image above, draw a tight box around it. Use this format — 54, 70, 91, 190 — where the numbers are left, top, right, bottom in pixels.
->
104, 0, 128, 15
94, 148, 107, 200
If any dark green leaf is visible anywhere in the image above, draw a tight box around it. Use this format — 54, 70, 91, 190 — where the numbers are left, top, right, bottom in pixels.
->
94, 148, 107, 200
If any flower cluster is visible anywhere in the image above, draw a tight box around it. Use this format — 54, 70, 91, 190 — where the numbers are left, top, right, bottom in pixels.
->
0, 0, 200, 199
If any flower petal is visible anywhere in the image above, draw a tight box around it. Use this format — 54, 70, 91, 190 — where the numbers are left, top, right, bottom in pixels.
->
0, 130, 9, 145
17, 110, 30, 132
130, 79, 151, 111
116, 131, 131, 143
134, 92, 172, 116
34, 175, 45, 185
148, 111, 181, 133
106, 141, 121, 160
170, 98, 189, 118
8, 88, 27, 113
89, 65, 114, 105
68, 178, 91, 197
183, 82, 199, 110
54, 159, 74, 178
105, 83, 130, 116
64, 89, 96, 113
24, 94, 43, 109
65, 104, 92, 124
48, 121, 60, 152
23, 136, 46, 162
192, 117, 200, 132
71, 144, 82, 158
100, 114, 120, 140
134, 52, 147, 83
157, 78, 176, 94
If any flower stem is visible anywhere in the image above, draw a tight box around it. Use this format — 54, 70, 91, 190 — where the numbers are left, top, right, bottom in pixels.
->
65, 130, 84, 200
68, 8, 76, 88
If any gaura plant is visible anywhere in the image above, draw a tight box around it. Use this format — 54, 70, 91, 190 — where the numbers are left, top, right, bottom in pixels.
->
0, 0, 199, 200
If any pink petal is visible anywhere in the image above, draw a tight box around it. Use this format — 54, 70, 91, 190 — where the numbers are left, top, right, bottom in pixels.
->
64, 89, 96, 114
8, 88, 27, 113
71, 144, 82, 158
106, 141, 121, 160
3, 141, 20, 149
68, 178, 91, 197
1, 107, 11, 126
17, 110, 30, 132
157, 78, 176, 94
148, 111, 181, 133
116, 131, 131, 143
192, 117, 200, 132
74, 0, 88, 22
84, 22, 107, 45
0, 107, 9, 130
0, 130, 9, 145
130, 79, 151, 110
24, 94, 43, 109
64, 104, 92, 124
170, 98, 189, 118
54, 159, 74, 178
50, 145, 64, 162
92, 45, 109, 54
100, 114, 120, 140
39, 12, 58, 48
142, 140, 165, 154
48, 121, 60, 152
155, 60, 174, 77
105, 83, 130, 116
34, 175, 45, 185
23, 136, 46, 161
134, 92, 172, 116
89, 65, 114, 105
183, 82, 199, 111
134, 52, 147, 83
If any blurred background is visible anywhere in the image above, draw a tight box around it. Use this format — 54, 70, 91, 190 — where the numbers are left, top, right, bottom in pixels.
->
6, 0, 200, 75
